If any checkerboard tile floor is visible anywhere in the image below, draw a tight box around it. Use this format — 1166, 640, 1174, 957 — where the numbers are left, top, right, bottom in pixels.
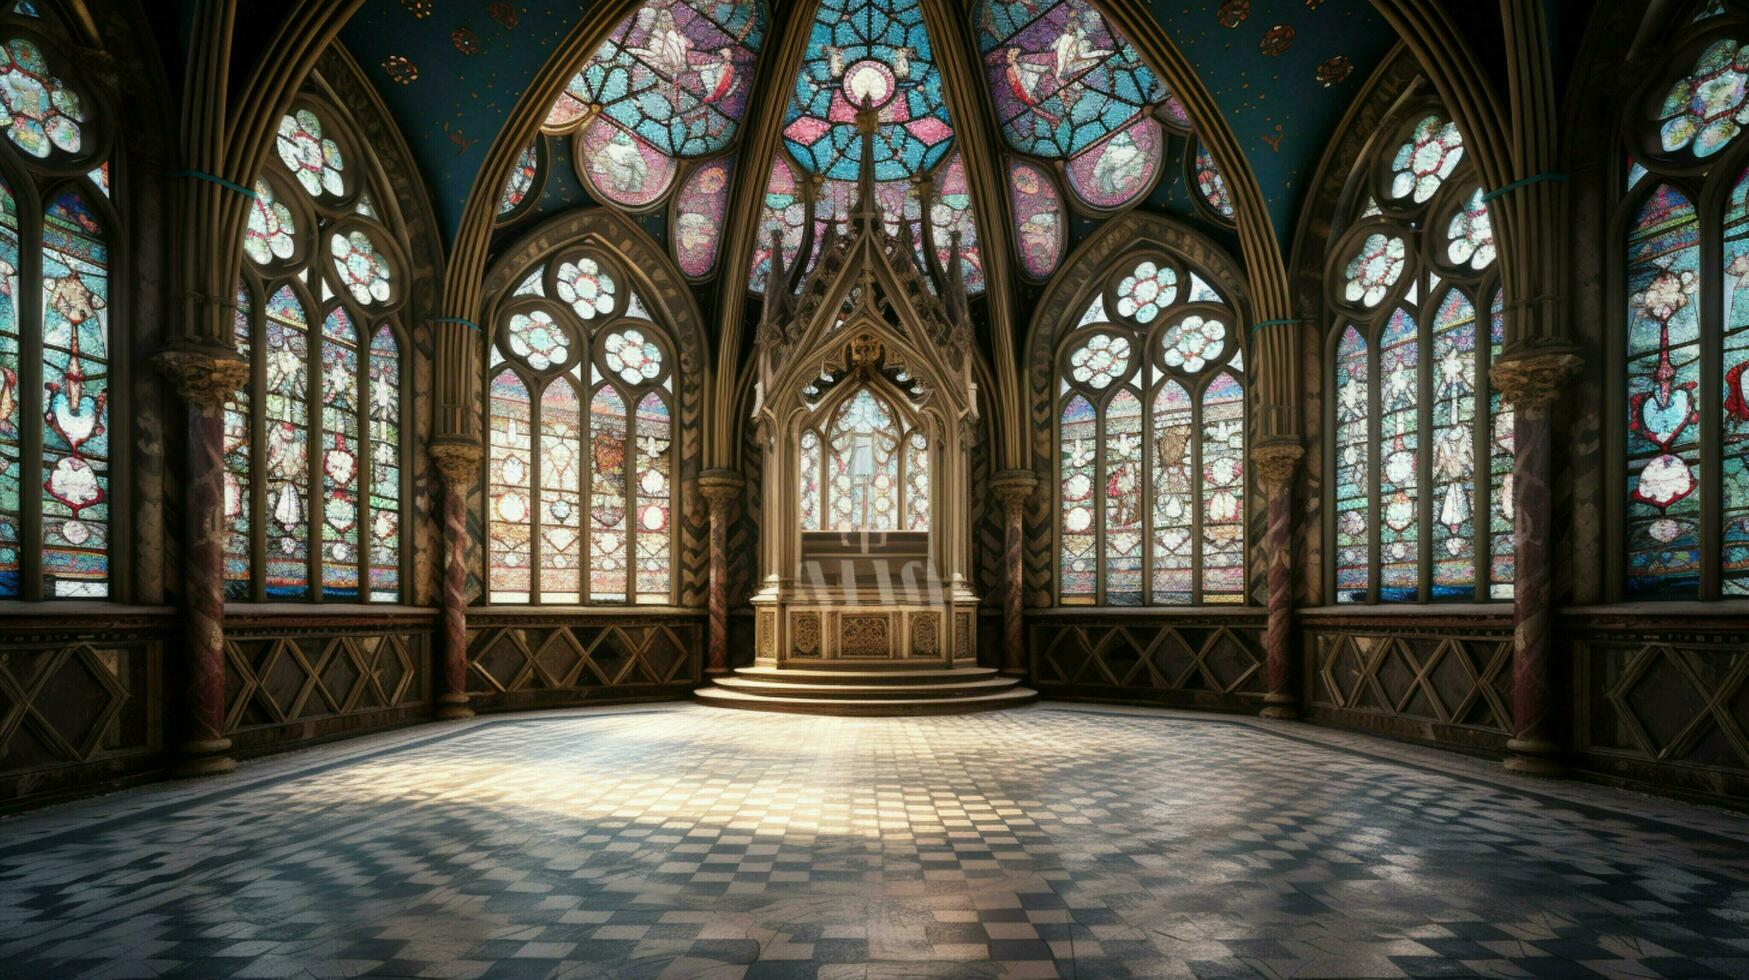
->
2, 704, 1748, 978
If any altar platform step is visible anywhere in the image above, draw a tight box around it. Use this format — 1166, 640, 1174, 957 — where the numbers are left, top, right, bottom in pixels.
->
695, 665, 1037, 716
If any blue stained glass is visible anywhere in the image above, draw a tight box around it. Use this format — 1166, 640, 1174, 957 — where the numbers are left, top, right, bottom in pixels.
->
783, 0, 953, 181
1724, 168, 1749, 594
1378, 309, 1420, 601
40, 191, 108, 597
1333, 326, 1370, 603
1625, 184, 1702, 596
1430, 290, 1477, 600
263, 286, 310, 598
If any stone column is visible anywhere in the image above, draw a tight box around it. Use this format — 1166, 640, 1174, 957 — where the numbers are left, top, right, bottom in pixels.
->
990, 470, 1038, 677
429, 439, 482, 721
1491, 350, 1582, 776
1253, 440, 1304, 720
154, 347, 249, 777
698, 469, 745, 678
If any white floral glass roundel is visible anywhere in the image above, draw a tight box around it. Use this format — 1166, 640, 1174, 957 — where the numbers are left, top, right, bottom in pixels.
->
330, 230, 392, 305
1658, 38, 1749, 158
1446, 187, 1495, 270
1115, 260, 1178, 323
1389, 115, 1464, 204
604, 327, 662, 385
1343, 232, 1406, 307
555, 257, 615, 320
1161, 316, 1227, 372
276, 108, 346, 198
0, 37, 84, 159
1068, 334, 1131, 390
507, 310, 569, 371
244, 180, 296, 266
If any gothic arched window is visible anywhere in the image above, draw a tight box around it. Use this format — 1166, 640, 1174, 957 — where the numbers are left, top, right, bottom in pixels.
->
225, 100, 411, 601
0, 9, 119, 599
1323, 106, 1512, 604
1618, 19, 1749, 598
1055, 255, 1246, 605
797, 385, 930, 532
485, 251, 676, 604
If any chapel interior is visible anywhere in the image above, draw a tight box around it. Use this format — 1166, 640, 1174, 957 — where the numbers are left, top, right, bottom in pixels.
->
2, 1, 1748, 977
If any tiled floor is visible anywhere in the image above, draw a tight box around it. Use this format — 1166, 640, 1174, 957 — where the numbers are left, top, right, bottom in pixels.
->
3, 705, 1748, 979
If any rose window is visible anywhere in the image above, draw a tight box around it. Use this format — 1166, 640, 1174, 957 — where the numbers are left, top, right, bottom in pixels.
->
1658, 38, 1749, 157
1114, 261, 1178, 324
1389, 115, 1464, 204
507, 310, 568, 371
603, 327, 662, 385
0, 36, 84, 158
1161, 316, 1227, 373
1343, 233, 1406, 308
276, 108, 346, 198
330, 230, 392, 306
555, 257, 615, 319
1446, 188, 1495, 270
244, 180, 296, 266
1068, 334, 1131, 389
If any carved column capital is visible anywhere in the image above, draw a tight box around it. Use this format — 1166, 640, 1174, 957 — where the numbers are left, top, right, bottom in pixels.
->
990, 469, 1038, 514
699, 468, 746, 513
153, 347, 248, 409
1490, 349, 1584, 409
429, 438, 484, 489
1252, 440, 1304, 494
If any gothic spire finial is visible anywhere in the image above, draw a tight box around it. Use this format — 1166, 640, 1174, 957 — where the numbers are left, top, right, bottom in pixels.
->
761, 226, 793, 330
854, 93, 880, 229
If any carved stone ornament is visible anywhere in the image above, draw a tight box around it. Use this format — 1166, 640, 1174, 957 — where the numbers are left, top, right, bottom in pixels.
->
428, 439, 485, 488
152, 347, 249, 409
698, 468, 745, 512
1251, 440, 1305, 493
1489, 350, 1584, 409
990, 469, 1038, 513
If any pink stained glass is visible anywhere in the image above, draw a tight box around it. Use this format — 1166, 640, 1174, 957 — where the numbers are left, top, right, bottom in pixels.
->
1064, 118, 1161, 211
1201, 372, 1246, 602
590, 386, 630, 601
540, 379, 582, 602
930, 151, 984, 294
674, 158, 733, 278
749, 155, 806, 291
263, 286, 310, 597
40, 191, 109, 597
1104, 388, 1144, 604
1007, 158, 1063, 278
579, 115, 676, 210
634, 392, 672, 603
799, 429, 822, 531
1151, 380, 1193, 605
223, 283, 251, 599
367, 326, 401, 601
0, 177, 20, 596
1058, 394, 1097, 602
488, 370, 533, 602
1194, 143, 1235, 220
319, 308, 361, 600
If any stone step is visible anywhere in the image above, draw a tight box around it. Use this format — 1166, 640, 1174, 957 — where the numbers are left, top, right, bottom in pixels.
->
712, 674, 1021, 700
729, 666, 1004, 685
693, 684, 1039, 717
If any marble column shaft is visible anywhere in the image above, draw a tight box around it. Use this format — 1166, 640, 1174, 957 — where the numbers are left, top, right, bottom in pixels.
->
699, 471, 744, 678
991, 472, 1037, 677
431, 441, 482, 720
1253, 443, 1302, 719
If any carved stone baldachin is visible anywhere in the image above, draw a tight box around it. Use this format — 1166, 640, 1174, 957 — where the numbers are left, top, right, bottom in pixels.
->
429, 439, 485, 489
1490, 349, 1584, 409
153, 347, 249, 410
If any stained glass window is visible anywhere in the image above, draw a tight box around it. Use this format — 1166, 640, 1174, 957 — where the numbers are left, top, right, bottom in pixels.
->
547, 1, 766, 275
1056, 256, 1246, 605
40, 190, 108, 597
229, 104, 405, 602
0, 36, 85, 159
1008, 158, 1064, 278
0, 179, 19, 596
1193, 143, 1235, 220
486, 253, 677, 605
1657, 38, 1749, 158
496, 138, 542, 219
1325, 108, 1509, 603
796, 386, 928, 533
976, 0, 1177, 213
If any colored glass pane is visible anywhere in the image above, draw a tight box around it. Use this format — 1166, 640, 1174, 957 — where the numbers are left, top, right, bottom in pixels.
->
1115, 259, 1176, 323
1378, 309, 1420, 600
1389, 114, 1463, 204
1625, 184, 1702, 595
263, 287, 310, 597
1333, 325, 1369, 603
319, 309, 360, 600
1723, 169, 1749, 593
1008, 158, 1063, 278
564, 0, 765, 157
826, 388, 900, 531
748, 155, 805, 291
223, 283, 251, 599
1446, 187, 1494, 271
1067, 333, 1128, 389
1063, 117, 1161, 211
1658, 38, 1749, 158
975, 0, 1164, 159
508, 309, 570, 371
0, 36, 83, 159
1430, 290, 1478, 599
488, 370, 532, 602
40, 191, 107, 596
0, 178, 17, 595
1059, 394, 1096, 601
675, 158, 733, 277
590, 386, 629, 600
929, 151, 983, 294
329, 229, 392, 306
604, 327, 663, 384
1201, 372, 1245, 602
245, 180, 297, 266
276, 108, 345, 198
1161, 315, 1226, 373
904, 428, 929, 531
497, 139, 540, 216
1344, 232, 1405, 307
579, 114, 678, 209
1103, 388, 1143, 604
1150, 381, 1193, 604
539, 380, 582, 602
1194, 144, 1234, 219
799, 429, 822, 531
1488, 290, 1514, 598
556, 256, 617, 320
634, 392, 672, 602
367, 327, 400, 600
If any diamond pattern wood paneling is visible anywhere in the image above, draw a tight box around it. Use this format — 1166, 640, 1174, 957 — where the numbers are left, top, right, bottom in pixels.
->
464, 614, 702, 712
223, 623, 430, 754
1029, 616, 1266, 710
1302, 622, 1513, 749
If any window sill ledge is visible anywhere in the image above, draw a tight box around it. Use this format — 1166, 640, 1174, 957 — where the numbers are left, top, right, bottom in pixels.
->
1559, 600, 1749, 619
1296, 604, 1512, 619
468, 605, 704, 617
1027, 606, 1263, 619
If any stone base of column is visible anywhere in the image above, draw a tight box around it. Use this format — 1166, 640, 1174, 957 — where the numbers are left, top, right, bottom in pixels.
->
1259, 693, 1299, 720
1504, 737, 1565, 777
705, 666, 735, 679
172, 738, 236, 778
435, 693, 475, 721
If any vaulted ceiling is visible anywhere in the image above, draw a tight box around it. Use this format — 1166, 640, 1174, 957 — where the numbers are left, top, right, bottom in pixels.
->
337, 0, 1399, 252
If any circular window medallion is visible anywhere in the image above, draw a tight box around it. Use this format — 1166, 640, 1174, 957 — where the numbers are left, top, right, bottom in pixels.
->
603, 327, 662, 385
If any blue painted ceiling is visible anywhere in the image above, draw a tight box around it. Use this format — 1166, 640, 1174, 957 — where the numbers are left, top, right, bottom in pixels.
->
338, 1, 1400, 249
